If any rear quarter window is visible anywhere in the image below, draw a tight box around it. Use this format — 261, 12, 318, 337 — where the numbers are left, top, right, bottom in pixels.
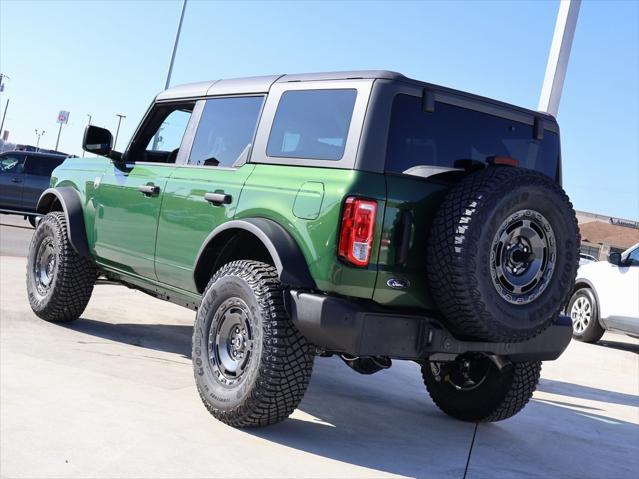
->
267, 89, 357, 161
25, 156, 64, 176
386, 94, 560, 179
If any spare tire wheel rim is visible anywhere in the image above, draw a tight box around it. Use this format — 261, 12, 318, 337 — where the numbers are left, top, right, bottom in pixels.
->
490, 209, 556, 305
208, 297, 255, 387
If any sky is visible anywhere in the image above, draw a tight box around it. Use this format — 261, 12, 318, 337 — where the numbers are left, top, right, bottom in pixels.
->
0, 0, 637, 220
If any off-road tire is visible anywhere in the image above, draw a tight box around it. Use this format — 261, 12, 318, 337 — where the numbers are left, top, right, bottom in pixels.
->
422, 359, 541, 422
192, 260, 314, 428
568, 288, 604, 343
26, 211, 96, 322
427, 167, 579, 342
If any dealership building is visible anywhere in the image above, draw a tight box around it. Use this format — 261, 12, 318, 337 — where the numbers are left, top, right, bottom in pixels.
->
577, 210, 639, 260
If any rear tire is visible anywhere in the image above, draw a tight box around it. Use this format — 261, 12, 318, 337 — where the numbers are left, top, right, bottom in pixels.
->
427, 167, 579, 342
192, 260, 314, 428
422, 356, 541, 422
568, 288, 604, 343
26, 211, 96, 322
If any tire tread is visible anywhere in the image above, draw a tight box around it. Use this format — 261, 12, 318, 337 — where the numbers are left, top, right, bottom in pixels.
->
26, 211, 96, 322
194, 260, 314, 428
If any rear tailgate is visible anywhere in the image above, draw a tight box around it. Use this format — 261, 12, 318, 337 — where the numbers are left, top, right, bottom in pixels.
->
372, 92, 561, 310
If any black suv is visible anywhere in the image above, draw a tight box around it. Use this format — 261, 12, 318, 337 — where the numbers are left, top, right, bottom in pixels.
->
0, 151, 67, 226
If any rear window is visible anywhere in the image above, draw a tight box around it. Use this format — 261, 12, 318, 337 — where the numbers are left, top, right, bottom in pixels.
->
267, 89, 357, 161
386, 94, 559, 179
25, 156, 64, 176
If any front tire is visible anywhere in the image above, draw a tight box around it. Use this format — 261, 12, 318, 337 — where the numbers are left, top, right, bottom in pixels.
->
568, 288, 604, 343
192, 261, 314, 428
422, 355, 541, 422
26, 211, 97, 322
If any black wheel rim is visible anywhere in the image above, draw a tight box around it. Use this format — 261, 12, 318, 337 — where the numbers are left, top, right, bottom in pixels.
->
33, 238, 56, 296
207, 297, 255, 386
490, 209, 556, 305
430, 355, 492, 391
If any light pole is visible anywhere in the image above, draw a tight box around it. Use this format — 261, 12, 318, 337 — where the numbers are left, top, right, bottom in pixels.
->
82, 114, 92, 157
0, 99, 8, 136
35, 129, 45, 152
114, 114, 126, 150
0, 73, 10, 135
538, 0, 581, 116
151, 0, 187, 151
165, 0, 188, 90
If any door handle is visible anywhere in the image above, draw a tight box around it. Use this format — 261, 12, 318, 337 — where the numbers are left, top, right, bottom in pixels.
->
138, 184, 160, 197
11, 177, 22, 183
204, 192, 232, 206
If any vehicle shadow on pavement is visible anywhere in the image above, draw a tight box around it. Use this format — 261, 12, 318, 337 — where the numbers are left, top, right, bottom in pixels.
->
466, 398, 639, 479
248, 357, 474, 478
595, 338, 639, 354
64, 318, 193, 359
61, 318, 638, 478
537, 378, 639, 408
246, 357, 639, 478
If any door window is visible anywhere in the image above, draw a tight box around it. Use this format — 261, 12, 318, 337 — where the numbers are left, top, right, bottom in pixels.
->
127, 103, 194, 164
0, 155, 25, 174
147, 109, 192, 153
188, 96, 264, 168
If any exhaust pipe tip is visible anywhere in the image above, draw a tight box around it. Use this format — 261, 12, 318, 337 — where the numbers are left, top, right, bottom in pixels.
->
340, 354, 392, 375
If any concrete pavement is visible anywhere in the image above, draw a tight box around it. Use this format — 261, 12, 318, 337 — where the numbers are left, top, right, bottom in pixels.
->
0, 214, 34, 258
1, 220, 638, 478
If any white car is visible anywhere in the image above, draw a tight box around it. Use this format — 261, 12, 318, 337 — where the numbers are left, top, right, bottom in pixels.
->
568, 243, 639, 342
579, 252, 597, 266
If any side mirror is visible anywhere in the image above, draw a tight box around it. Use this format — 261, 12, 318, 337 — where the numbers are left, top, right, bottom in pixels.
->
82, 125, 113, 157
608, 252, 622, 266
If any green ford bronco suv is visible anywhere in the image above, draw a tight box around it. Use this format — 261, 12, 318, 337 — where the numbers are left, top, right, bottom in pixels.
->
27, 71, 578, 427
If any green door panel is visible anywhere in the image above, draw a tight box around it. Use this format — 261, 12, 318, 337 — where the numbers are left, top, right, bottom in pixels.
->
235, 164, 386, 299
373, 174, 450, 309
154, 164, 256, 291
93, 163, 174, 279
293, 181, 324, 220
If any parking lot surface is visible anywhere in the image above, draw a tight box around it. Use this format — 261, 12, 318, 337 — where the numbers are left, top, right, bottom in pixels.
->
1, 215, 638, 478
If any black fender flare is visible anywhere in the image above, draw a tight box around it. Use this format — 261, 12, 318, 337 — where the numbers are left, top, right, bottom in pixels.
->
36, 187, 91, 258
193, 218, 316, 292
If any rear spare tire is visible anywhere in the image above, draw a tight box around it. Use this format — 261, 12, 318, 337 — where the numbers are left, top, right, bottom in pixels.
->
427, 167, 579, 342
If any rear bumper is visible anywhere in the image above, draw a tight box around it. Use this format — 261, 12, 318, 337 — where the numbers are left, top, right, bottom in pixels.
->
288, 290, 572, 362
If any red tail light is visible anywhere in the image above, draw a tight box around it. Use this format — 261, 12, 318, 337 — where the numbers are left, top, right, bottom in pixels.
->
338, 197, 377, 267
